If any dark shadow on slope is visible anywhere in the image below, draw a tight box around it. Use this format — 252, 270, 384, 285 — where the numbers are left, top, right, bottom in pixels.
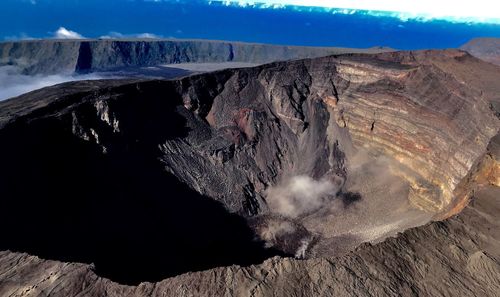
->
339, 191, 362, 208
0, 84, 285, 285
75, 42, 93, 73
93, 66, 194, 79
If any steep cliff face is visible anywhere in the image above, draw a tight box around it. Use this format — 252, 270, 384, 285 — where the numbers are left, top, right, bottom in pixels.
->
0, 39, 391, 75
163, 50, 497, 217
0, 50, 498, 288
329, 51, 498, 214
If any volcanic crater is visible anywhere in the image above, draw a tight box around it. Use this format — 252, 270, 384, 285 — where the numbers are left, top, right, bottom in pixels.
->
0, 49, 498, 286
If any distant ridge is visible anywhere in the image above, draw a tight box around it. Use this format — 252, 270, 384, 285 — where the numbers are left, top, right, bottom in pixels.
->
0, 39, 393, 75
460, 37, 500, 66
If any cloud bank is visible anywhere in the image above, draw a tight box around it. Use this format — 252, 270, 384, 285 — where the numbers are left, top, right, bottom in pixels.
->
0, 66, 104, 101
208, 0, 500, 24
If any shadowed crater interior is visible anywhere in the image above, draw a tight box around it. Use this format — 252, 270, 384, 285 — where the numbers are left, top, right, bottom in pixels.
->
0, 82, 285, 285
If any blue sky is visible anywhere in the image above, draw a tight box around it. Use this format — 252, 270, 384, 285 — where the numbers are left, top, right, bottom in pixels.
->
1, 0, 499, 49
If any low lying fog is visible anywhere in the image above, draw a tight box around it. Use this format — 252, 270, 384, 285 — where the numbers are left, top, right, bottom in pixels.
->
0, 66, 107, 101
0, 63, 255, 101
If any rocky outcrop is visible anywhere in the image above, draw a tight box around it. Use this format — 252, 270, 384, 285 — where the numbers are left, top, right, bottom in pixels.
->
461, 37, 500, 66
0, 49, 498, 289
0, 39, 392, 75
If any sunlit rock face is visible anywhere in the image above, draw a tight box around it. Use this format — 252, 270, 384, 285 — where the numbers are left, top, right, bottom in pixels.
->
0, 50, 498, 285
311, 51, 498, 214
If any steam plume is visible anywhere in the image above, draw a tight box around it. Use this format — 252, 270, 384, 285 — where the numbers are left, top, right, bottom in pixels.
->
266, 175, 342, 218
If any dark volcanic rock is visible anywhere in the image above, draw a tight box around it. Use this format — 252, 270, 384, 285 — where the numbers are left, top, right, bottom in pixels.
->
0, 50, 498, 293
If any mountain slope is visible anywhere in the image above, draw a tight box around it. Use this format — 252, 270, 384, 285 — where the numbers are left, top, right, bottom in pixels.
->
461, 38, 500, 66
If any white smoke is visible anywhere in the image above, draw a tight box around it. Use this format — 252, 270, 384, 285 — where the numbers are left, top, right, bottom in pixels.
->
346, 149, 409, 199
258, 220, 297, 248
295, 237, 312, 259
266, 175, 342, 218
0, 66, 106, 101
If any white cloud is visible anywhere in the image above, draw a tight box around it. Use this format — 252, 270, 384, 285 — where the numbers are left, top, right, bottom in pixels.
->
99, 31, 163, 39
54, 27, 84, 39
99, 31, 126, 39
136, 33, 161, 39
208, 0, 500, 24
5, 27, 85, 41
4, 33, 37, 41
